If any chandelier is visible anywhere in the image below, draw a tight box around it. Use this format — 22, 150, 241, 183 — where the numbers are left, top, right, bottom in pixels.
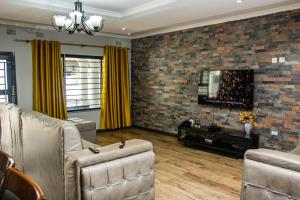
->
52, 0, 104, 35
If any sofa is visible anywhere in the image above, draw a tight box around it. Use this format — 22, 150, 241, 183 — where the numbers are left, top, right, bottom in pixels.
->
0, 103, 155, 200
240, 146, 300, 200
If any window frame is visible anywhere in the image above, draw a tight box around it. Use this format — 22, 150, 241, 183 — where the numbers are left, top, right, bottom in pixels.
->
0, 52, 17, 104
62, 54, 103, 112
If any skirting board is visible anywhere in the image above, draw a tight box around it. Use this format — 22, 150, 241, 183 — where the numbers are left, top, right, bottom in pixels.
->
97, 125, 177, 138
132, 125, 177, 138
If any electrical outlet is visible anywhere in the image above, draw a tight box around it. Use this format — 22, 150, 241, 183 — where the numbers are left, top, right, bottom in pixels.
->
271, 130, 279, 136
272, 57, 278, 64
279, 57, 286, 63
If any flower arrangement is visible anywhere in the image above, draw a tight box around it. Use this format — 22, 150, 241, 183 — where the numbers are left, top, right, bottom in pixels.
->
239, 112, 257, 126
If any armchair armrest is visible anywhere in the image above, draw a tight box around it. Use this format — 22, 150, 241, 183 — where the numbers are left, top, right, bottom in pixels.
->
67, 139, 153, 167
245, 149, 300, 172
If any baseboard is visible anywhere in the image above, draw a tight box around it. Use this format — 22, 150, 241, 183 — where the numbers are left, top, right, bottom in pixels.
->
132, 125, 177, 138
96, 126, 132, 133
96, 125, 177, 138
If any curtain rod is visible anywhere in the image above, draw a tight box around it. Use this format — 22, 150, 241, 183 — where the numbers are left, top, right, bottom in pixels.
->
14, 39, 131, 50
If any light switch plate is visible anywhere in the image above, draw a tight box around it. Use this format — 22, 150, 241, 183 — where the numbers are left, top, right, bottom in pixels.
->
272, 57, 278, 64
271, 130, 279, 136
279, 57, 286, 63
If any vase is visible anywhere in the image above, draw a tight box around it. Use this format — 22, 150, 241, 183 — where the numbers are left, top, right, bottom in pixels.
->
244, 123, 253, 138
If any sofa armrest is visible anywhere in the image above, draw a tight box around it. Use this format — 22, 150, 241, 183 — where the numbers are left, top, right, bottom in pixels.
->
245, 149, 300, 172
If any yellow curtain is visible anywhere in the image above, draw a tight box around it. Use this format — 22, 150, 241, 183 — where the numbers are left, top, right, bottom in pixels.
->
32, 40, 67, 120
100, 45, 131, 129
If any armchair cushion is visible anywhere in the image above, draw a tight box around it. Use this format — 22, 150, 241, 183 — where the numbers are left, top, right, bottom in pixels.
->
80, 152, 154, 200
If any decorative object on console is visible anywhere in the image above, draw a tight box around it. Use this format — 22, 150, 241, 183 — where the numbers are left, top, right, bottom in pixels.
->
178, 120, 191, 141
52, 0, 104, 35
239, 112, 256, 138
194, 120, 201, 128
244, 123, 253, 138
190, 119, 195, 127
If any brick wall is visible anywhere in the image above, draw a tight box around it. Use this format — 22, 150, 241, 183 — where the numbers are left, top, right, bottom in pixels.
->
131, 9, 300, 151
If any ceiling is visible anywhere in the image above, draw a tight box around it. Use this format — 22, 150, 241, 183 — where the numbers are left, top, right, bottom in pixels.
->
0, 0, 299, 38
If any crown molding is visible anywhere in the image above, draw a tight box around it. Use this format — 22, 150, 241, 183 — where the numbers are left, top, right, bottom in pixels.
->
9, 0, 177, 19
132, 2, 300, 39
0, 18, 131, 39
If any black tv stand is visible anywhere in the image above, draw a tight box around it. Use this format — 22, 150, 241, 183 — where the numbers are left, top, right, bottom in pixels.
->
178, 124, 259, 158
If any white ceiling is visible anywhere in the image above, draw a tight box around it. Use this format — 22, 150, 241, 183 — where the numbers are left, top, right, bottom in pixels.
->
0, 0, 299, 38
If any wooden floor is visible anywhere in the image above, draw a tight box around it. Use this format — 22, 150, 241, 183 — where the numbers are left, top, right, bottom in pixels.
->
97, 128, 243, 200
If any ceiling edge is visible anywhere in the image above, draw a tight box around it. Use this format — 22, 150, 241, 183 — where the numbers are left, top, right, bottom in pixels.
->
120, 0, 177, 18
132, 2, 300, 39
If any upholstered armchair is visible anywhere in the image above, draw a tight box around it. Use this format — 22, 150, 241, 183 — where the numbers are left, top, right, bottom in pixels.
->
0, 103, 155, 200
240, 146, 300, 200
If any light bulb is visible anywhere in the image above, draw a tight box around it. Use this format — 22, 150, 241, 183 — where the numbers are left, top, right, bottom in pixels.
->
69, 11, 82, 25
89, 16, 102, 27
53, 15, 66, 28
65, 19, 73, 30
84, 19, 94, 30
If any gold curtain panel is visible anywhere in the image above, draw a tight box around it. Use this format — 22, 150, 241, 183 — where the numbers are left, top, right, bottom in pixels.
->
32, 40, 68, 120
101, 45, 131, 129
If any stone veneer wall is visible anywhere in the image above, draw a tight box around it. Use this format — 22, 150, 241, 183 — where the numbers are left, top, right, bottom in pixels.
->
131, 9, 300, 151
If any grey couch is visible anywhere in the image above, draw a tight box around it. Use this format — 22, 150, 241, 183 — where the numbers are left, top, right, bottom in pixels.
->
0, 103, 155, 200
241, 146, 300, 200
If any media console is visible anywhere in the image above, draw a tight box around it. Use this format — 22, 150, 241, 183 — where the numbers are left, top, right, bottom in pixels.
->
178, 123, 259, 158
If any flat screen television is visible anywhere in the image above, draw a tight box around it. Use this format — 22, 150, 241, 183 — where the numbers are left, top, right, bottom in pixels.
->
198, 69, 254, 109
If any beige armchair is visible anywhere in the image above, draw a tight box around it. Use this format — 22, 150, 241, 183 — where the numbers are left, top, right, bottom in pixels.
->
240, 146, 300, 200
0, 103, 155, 200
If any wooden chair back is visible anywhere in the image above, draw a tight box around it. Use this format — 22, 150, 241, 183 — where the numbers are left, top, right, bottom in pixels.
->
0, 150, 15, 188
0, 168, 46, 200
0, 151, 15, 172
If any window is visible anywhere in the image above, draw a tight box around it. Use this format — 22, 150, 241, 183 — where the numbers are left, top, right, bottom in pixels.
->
0, 52, 17, 104
62, 54, 102, 112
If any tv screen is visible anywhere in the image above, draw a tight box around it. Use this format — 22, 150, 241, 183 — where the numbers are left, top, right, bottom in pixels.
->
198, 69, 254, 109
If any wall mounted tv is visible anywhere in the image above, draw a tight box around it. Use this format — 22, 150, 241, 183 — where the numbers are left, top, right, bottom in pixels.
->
198, 69, 254, 109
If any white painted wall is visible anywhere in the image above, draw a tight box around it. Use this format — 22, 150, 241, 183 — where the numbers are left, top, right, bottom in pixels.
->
0, 25, 131, 129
